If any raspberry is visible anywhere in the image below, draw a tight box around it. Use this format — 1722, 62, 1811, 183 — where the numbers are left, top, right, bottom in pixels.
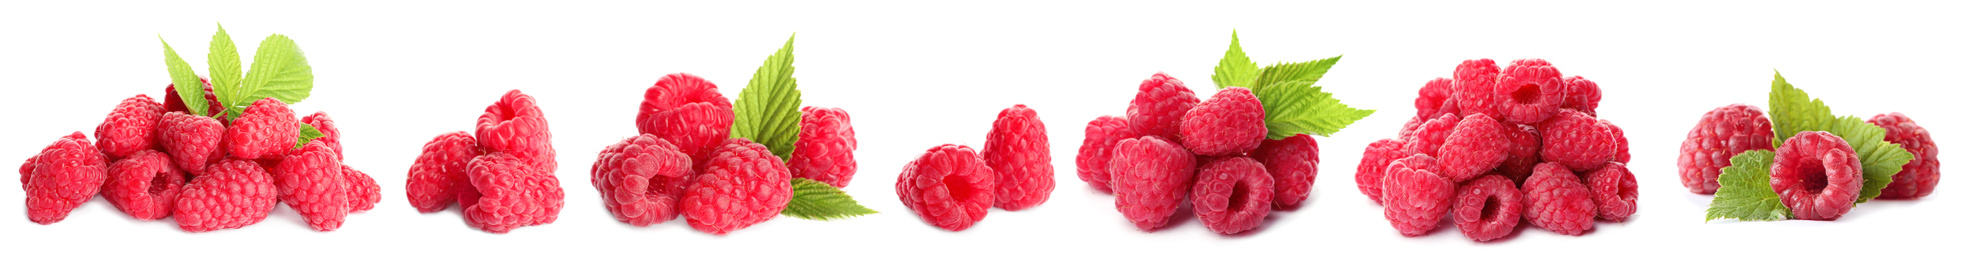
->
20, 132, 109, 224
1437, 114, 1508, 183
1453, 175, 1522, 242
1452, 59, 1501, 119
158, 112, 223, 174
1126, 72, 1200, 142
302, 112, 344, 158
479, 89, 556, 173
163, 79, 224, 117
1402, 113, 1458, 155
96, 94, 165, 158
1397, 116, 1424, 138
681, 139, 793, 235
1869, 113, 1939, 199
1771, 131, 1862, 220
225, 98, 300, 159
462, 152, 567, 233
1498, 123, 1541, 184
1180, 87, 1267, 156
1602, 120, 1630, 164
1076, 116, 1132, 193
1191, 157, 1273, 235
590, 134, 693, 227
1255, 134, 1318, 210
1522, 162, 1595, 235
1496, 59, 1565, 124
343, 166, 380, 212
276, 141, 350, 231
1355, 138, 1407, 204
1562, 76, 1602, 116
103, 150, 183, 221
1109, 136, 1195, 231
1539, 109, 1617, 172
1381, 154, 1451, 237
638, 73, 734, 162
1585, 162, 1637, 221
896, 144, 997, 231
406, 131, 479, 213
1415, 77, 1457, 120
173, 159, 278, 232
787, 106, 857, 187
982, 104, 1053, 211
1678, 104, 1776, 194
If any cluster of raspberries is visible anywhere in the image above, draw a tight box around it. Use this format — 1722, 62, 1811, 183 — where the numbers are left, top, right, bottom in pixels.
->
592, 73, 858, 235
896, 104, 1052, 231
1071, 73, 1319, 235
1358, 59, 1634, 241
406, 90, 563, 234
1680, 104, 1938, 220
18, 81, 380, 232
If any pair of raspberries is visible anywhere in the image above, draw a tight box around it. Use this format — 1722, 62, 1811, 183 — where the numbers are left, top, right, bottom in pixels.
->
405, 90, 563, 234
896, 104, 1053, 231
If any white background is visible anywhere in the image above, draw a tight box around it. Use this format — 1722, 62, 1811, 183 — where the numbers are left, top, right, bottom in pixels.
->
1, 0, 1968, 259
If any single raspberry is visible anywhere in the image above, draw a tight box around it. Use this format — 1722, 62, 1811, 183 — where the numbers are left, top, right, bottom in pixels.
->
96, 94, 165, 158
1539, 109, 1617, 172
1109, 136, 1196, 231
163, 78, 224, 117
343, 166, 380, 212
1522, 162, 1595, 235
637, 73, 734, 162
1397, 116, 1424, 138
406, 132, 479, 213
1181, 87, 1267, 156
1255, 134, 1318, 210
1585, 162, 1637, 221
1453, 174, 1522, 242
1076, 115, 1132, 193
479, 90, 556, 173
1437, 114, 1509, 183
1869, 113, 1939, 199
1415, 77, 1457, 120
302, 112, 344, 158
276, 141, 350, 231
896, 144, 997, 231
1678, 104, 1776, 194
104, 150, 183, 221
1771, 131, 1862, 220
1126, 72, 1200, 142
1498, 123, 1541, 184
788, 106, 857, 188
225, 98, 300, 159
1381, 154, 1451, 237
1452, 59, 1501, 119
1602, 120, 1631, 164
158, 111, 223, 174
1496, 59, 1565, 124
1562, 76, 1602, 116
173, 159, 278, 232
462, 152, 567, 233
1355, 138, 1407, 204
982, 104, 1053, 211
590, 134, 694, 227
681, 139, 793, 235
1402, 113, 1459, 155
1191, 157, 1274, 235
20, 132, 109, 224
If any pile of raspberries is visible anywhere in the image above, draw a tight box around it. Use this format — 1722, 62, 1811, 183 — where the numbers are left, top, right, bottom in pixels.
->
1073, 73, 1320, 235
896, 104, 1052, 231
1680, 104, 1939, 220
406, 89, 563, 234
19, 81, 380, 232
1358, 59, 1634, 241
591, 73, 858, 235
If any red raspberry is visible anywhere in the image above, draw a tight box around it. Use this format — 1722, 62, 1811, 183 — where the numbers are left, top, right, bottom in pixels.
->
343, 166, 379, 212
590, 134, 694, 227
1452, 59, 1501, 119
1397, 116, 1423, 138
225, 98, 299, 159
638, 73, 734, 162
1771, 131, 1862, 220
1402, 113, 1459, 155
406, 132, 478, 213
1191, 157, 1274, 235
163, 79, 224, 117
1181, 87, 1267, 156
20, 132, 109, 224
96, 94, 165, 158
1381, 154, 1451, 237
896, 144, 997, 231
1539, 109, 1617, 172
1255, 134, 1318, 210
1109, 136, 1195, 231
103, 150, 183, 221
158, 112, 223, 174
1127, 73, 1200, 142
1585, 162, 1637, 221
1438, 114, 1508, 183
276, 142, 350, 231
1602, 120, 1631, 164
1522, 162, 1595, 235
1076, 115, 1132, 193
788, 106, 857, 187
1562, 76, 1602, 116
681, 139, 793, 235
479, 89, 556, 173
982, 104, 1054, 211
1496, 59, 1565, 124
462, 152, 566, 233
1869, 113, 1939, 199
173, 159, 278, 232
1678, 104, 1775, 194
1355, 138, 1407, 204
1498, 122, 1541, 184
1415, 77, 1458, 120
1453, 175, 1522, 242
302, 112, 344, 158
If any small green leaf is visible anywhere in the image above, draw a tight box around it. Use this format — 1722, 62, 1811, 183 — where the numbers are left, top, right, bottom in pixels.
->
235, 34, 313, 116
162, 36, 208, 117
1826, 116, 1915, 203
1706, 150, 1793, 222
730, 35, 804, 159
1210, 30, 1259, 90
1254, 82, 1373, 139
1767, 71, 1833, 147
781, 178, 877, 221
295, 123, 324, 149
1248, 56, 1340, 94
208, 23, 243, 103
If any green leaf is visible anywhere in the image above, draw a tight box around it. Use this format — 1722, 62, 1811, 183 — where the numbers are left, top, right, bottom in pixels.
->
1827, 116, 1915, 203
1766, 71, 1834, 147
295, 123, 324, 149
1706, 150, 1793, 222
1247, 56, 1340, 94
730, 35, 804, 159
1254, 81, 1372, 138
161, 36, 208, 117
208, 23, 243, 104
234, 34, 313, 117
1210, 30, 1258, 90
781, 178, 877, 220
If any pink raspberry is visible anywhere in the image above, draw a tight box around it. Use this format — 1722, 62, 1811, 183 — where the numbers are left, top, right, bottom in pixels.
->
1381, 154, 1452, 237
406, 132, 478, 213
103, 150, 183, 221
1402, 113, 1459, 155
1453, 175, 1522, 242
1678, 104, 1775, 194
478, 90, 556, 173
638, 73, 734, 162
1585, 162, 1637, 221
1498, 122, 1541, 184
1415, 77, 1458, 120
158, 112, 223, 174
1602, 120, 1630, 164
1254, 134, 1318, 210
1869, 113, 1939, 199
1180, 87, 1267, 156
225, 98, 300, 159
20, 132, 109, 224
1437, 114, 1508, 183
788, 106, 857, 188
302, 112, 344, 158
896, 144, 997, 231
462, 152, 566, 233
590, 134, 694, 227
1355, 138, 1407, 204
1771, 131, 1861, 220
1126, 73, 1200, 142
275, 141, 350, 231
1109, 136, 1195, 231
982, 104, 1053, 211
1539, 109, 1617, 172
96, 94, 165, 158
1191, 157, 1273, 235
1562, 76, 1602, 116
1397, 116, 1424, 138
1496, 59, 1565, 124
1523, 162, 1595, 235
163, 79, 224, 117
681, 139, 793, 235
1076, 115, 1132, 193
173, 159, 278, 232
343, 166, 380, 212
1452, 59, 1501, 119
